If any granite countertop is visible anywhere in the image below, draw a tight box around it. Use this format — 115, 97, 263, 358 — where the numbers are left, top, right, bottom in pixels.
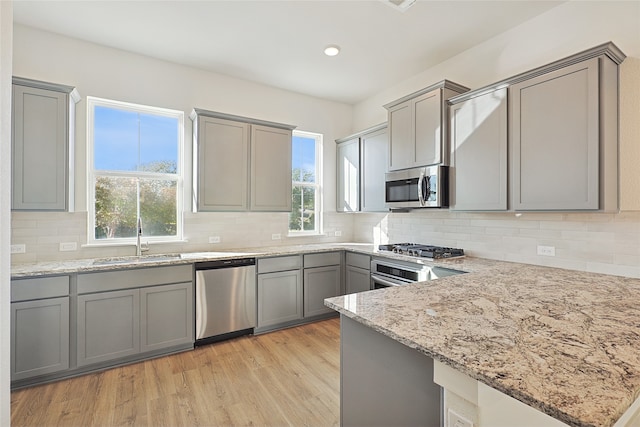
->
10, 243, 378, 277
326, 259, 640, 427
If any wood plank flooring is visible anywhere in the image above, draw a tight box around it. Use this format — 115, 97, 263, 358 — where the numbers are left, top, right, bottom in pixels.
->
11, 318, 340, 427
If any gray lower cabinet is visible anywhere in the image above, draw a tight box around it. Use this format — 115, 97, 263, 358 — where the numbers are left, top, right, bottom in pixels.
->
257, 269, 303, 329
345, 252, 371, 294
303, 252, 342, 318
10, 275, 70, 382
11, 297, 70, 381
140, 282, 193, 353
76, 265, 194, 368
77, 289, 140, 367
304, 265, 341, 318
449, 87, 508, 211
12, 77, 80, 211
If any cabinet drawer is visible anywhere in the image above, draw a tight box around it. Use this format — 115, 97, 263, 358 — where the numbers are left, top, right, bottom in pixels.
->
11, 276, 70, 302
257, 255, 301, 274
304, 252, 341, 268
346, 252, 370, 270
78, 264, 193, 294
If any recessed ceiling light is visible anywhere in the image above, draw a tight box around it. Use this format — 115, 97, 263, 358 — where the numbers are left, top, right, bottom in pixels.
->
324, 45, 340, 57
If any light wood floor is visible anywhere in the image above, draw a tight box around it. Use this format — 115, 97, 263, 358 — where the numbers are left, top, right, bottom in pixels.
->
11, 318, 340, 427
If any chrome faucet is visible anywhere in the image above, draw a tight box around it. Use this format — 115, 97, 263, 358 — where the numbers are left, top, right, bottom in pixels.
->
136, 217, 144, 256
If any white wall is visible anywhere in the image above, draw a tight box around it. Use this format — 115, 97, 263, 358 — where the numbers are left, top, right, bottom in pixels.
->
11, 24, 355, 262
1, 2, 12, 424
351, 0, 640, 279
353, 1, 640, 129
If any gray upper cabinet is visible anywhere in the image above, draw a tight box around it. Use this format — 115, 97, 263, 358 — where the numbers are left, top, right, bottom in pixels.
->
449, 87, 508, 211
336, 124, 389, 213
191, 109, 295, 212
385, 80, 469, 171
250, 125, 292, 211
194, 115, 250, 211
509, 44, 624, 211
12, 77, 80, 211
336, 137, 360, 212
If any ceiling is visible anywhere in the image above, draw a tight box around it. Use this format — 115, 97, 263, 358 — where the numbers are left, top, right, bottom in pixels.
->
12, 0, 565, 105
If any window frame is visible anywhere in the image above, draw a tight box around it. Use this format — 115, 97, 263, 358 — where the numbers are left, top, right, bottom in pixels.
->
289, 130, 323, 236
86, 96, 184, 246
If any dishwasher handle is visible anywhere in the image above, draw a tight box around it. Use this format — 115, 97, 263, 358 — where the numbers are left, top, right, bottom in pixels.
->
196, 257, 256, 270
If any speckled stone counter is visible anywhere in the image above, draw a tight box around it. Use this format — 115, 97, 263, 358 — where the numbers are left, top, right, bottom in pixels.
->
325, 259, 640, 427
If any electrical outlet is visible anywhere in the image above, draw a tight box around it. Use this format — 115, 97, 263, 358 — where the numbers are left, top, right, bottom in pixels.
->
448, 409, 473, 427
11, 244, 26, 254
335, 230, 342, 237
271, 233, 281, 240
537, 245, 556, 257
209, 236, 221, 244
59, 242, 77, 252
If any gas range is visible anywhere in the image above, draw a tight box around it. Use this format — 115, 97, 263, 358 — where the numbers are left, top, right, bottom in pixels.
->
378, 243, 464, 259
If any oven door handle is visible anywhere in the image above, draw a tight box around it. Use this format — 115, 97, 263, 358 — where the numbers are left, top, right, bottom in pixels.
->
417, 169, 426, 207
371, 274, 405, 288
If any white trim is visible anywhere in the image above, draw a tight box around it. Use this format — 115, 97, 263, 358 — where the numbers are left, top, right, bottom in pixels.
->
86, 96, 184, 245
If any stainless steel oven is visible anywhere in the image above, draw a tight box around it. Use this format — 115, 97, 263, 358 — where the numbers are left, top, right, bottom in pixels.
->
385, 165, 449, 209
370, 257, 466, 289
370, 258, 431, 289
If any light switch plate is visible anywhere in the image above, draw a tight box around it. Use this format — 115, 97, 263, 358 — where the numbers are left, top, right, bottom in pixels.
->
209, 236, 221, 244
272, 233, 281, 240
335, 230, 342, 237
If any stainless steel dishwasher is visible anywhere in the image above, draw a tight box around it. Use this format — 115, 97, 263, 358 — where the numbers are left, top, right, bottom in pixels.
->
195, 258, 256, 345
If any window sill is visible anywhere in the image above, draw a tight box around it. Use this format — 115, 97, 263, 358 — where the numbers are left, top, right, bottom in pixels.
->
287, 231, 324, 238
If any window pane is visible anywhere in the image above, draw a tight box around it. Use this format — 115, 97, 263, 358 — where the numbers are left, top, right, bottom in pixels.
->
140, 179, 177, 237
289, 185, 303, 231
302, 187, 316, 231
94, 106, 139, 171
292, 135, 316, 183
139, 114, 179, 173
94, 176, 137, 239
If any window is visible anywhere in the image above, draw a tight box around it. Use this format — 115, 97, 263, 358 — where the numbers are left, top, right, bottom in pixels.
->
87, 97, 184, 244
289, 131, 322, 235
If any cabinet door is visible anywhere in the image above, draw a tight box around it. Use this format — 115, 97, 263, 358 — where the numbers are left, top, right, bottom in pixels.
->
197, 116, 249, 211
140, 282, 194, 353
12, 84, 68, 211
250, 125, 292, 211
257, 270, 303, 328
11, 297, 69, 381
77, 289, 140, 367
413, 89, 442, 167
510, 58, 599, 210
337, 138, 360, 212
345, 266, 371, 294
388, 101, 412, 171
450, 88, 508, 211
304, 265, 342, 318
360, 128, 388, 212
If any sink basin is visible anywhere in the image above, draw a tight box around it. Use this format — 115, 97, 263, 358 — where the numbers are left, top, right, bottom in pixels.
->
92, 254, 182, 266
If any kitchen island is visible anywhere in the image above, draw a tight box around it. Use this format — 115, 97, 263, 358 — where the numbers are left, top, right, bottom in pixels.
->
325, 258, 640, 427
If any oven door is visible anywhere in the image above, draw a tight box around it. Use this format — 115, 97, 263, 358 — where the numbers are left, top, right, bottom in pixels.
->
371, 273, 412, 289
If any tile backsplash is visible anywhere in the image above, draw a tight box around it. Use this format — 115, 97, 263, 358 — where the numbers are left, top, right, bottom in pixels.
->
10, 211, 353, 264
352, 210, 640, 278
11, 209, 640, 280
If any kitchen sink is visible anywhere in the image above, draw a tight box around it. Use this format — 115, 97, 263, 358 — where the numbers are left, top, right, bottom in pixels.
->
92, 254, 182, 265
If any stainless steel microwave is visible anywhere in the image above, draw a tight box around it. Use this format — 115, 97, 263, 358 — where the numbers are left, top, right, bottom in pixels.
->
385, 165, 449, 209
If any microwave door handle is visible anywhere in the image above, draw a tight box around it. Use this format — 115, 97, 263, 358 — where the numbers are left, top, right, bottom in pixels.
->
417, 170, 426, 206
